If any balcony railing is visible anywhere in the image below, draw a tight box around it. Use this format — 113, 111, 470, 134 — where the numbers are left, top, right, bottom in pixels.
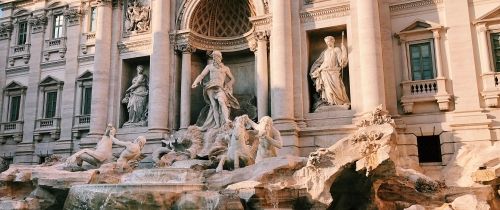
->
10, 44, 30, 55
44, 37, 67, 51
401, 78, 451, 113
0, 121, 23, 134
35, 118, 61, 131
86, 33, 96, 41
402, 80, 438, 97
480, 72, 500, 107
73, 115, 91, 128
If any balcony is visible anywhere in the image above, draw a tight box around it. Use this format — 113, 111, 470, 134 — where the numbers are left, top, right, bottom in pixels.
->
0, 121, 23, 143
72, 115, 90, 138
80, 33, 96, 55
42, 37, 67, 61
34, 118, 61, 141
400, 77, 452, 114
7, 44, 31, 67
480, 72, 500, 107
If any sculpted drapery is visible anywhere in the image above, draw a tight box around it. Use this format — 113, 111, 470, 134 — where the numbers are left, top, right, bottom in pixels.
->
310, 36, 350, 109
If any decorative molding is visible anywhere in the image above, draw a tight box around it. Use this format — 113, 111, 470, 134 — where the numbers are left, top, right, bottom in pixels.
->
117, 38, 152, 54
63, 7, 82, 26
389, 0, 443, 12
249, 15, 272, 29
5, 66, 29, 75
96, 0, 113, 7
0, 22, 13, 40
299, 4, 350, 23
28, 15, 48, 34
171, 30, 254, 52
40, 59, 66, 69
78, 54, 95, 63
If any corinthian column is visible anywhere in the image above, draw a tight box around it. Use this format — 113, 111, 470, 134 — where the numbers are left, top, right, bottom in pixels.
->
88, 0, 112, 136
270, 0, 294, 124
252, 31, 270, 119
148, 0, 171, 133
355, 0, 386, 112
179, 44, 195, 129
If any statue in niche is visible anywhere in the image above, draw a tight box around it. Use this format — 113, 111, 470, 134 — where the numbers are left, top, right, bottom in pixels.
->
122, 65, 149, 127
310, 34, 350, 112
125, 0, 151, 33
64, 124, 116, 169
192, 50, 240, 130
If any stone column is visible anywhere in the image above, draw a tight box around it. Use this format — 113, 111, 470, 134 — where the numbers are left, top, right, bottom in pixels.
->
399, 36, 410, 81
178, 44, 195, 129
432, 29, 444, 78
270, 0, 294, 124
477, 23, 497, 107
148, 0, 171, 133
88, 1, 112, 136
54, 9, 81, 155
252, 31, 269, 119
478, 24, 493, 75
355, 0, 386, 111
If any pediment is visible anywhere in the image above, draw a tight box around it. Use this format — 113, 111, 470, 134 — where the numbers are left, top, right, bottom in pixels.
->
399, 19, 441, 33
4, 81, 26, 91
77, 70, 93, 81
39, 76, 63, 86
475, 5, 500, 23
13, 9, 29, 17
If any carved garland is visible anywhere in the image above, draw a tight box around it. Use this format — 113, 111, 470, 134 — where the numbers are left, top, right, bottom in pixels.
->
0, 22, 13, 40
28, 15, 48, 34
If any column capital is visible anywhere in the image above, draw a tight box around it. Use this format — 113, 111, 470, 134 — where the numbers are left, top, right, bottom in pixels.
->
176, 43, 196, 54
249, 40, 257, 52
254, 30, 270, 41
28, 14, 48, 34
476, 23, 488, 33
63, 7, 83, 27
0, 22, 13, 40
95, 0, 112, 7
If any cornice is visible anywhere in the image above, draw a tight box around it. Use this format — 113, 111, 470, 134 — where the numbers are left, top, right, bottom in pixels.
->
299, 4, 350, 23
389, 0, 443, 12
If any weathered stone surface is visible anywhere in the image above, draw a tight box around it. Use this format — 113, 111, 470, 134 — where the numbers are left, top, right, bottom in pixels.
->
207, 155, 307, 190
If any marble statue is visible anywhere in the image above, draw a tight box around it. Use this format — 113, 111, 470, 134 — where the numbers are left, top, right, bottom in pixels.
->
310, 34, 350, 111
126, 0, 151, 33
216, 115, 255, 172
192, 51, 240, 130
247, 116, 282, 163
65, 125, 116, 168
113, 136, 147, 172
122, 65, 149, 127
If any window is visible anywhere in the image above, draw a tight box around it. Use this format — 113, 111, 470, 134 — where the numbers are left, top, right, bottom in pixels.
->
52, 14, 64, 39
17, 22, 27, 45
409, 41, 435, 81
44, 91, 57, 118
417, 135, 442, 163
492, 33, 500, 72
89, 7, 97, 32
8, 95, 21, 122
81, 87, 92, 115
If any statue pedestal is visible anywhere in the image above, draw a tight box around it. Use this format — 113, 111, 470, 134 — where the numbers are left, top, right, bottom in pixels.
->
314, 104, 350, 113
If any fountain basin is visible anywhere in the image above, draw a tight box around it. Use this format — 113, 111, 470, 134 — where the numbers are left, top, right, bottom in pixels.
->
64, 183, 206, 210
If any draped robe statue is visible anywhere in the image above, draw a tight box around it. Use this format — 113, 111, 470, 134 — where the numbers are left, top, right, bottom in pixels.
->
122, 65, 148, 127
310, 35, 350, 111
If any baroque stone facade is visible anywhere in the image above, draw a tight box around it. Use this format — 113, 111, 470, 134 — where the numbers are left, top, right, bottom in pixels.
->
0, 0, 500, 208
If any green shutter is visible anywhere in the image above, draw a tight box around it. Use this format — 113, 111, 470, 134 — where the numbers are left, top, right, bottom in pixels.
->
82, 87, 92, 115
410, 42, 435, 80
45, 91, 57, 118
9, 96, 21, 122
18, 22, 27, 45
492, 33, 500, 72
